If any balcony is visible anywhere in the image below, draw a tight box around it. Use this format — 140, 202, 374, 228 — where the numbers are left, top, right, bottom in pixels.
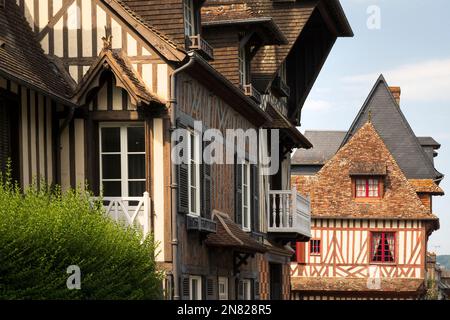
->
187, 34, 214, 60
92, 192, 151, 240
267, 187, 311, 242
243, 84, 262, 104
186, 214, 217, 234
271, 76, 290, 98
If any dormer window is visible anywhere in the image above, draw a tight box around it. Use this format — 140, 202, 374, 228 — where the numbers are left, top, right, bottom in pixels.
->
355, 177, 381, 198
183, 0, 196, 37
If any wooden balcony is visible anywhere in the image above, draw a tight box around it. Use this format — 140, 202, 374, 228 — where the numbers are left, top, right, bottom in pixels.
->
267, 187, 311, 242
187, 34, 214, 60
92, 192, 151, 240
243, 84, 262, 104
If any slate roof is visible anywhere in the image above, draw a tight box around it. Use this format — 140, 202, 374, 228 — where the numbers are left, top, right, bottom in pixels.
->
0, 1, 72, 101
205, 210, 267, 253
291, 131, 346, 165
296, 122, 438, 220
341, 75, 443, 180
292, 277, 425, 294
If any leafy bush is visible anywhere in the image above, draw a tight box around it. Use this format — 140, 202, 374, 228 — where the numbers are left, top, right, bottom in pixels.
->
0, 167, 163, 299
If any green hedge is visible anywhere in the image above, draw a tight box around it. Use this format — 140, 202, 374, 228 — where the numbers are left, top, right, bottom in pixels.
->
0, 168, 163, 299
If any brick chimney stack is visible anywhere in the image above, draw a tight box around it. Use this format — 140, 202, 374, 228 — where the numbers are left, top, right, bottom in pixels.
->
389, 86, 401, 105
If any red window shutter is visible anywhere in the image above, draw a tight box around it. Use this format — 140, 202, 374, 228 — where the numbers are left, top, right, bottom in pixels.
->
296, 242, 306, 264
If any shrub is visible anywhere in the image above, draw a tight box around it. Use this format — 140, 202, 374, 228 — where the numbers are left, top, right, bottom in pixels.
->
0, 167, 163, 299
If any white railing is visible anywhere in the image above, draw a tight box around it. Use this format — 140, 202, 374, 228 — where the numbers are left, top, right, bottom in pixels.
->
92, 192, 151, 239
267, 187, 311, 238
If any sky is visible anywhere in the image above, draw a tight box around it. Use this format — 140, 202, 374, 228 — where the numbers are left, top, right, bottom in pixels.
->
299, 0, 450, 254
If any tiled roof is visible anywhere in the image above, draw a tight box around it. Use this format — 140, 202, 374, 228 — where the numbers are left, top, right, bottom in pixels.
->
201, 2, 258, 23
292, 131, 346, 165
409, 179, 444, 195
418, 136, 441, 148
292, 277, 425, 294
205, 210, 267, 253
117, 0, 185, 48
349, 162, 387, 176
295, 122, 437, 220
0, 1, 71, 100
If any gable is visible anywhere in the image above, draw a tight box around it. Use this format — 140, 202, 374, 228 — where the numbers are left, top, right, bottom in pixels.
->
15, 0, 182, 94
308, 122, 434, 220
341, 75, 442, 180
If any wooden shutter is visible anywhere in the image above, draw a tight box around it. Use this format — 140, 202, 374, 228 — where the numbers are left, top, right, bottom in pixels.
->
237, 279, 244, 300
205, 276, 216, 300
181, 275, 190, 300
250, 164, 259, 232
176, 116, 191, 214
253, 279, 260, 300
235, 161, 243, 226
201, 133, 212, 219
296, 242, 306, 264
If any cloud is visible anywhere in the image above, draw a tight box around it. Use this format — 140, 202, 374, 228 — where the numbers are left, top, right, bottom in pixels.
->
342, 58, 450, 102
303, 99, 333, 112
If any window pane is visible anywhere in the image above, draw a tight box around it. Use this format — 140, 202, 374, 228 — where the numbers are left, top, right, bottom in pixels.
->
127, 127, 145, 152
190, 187, 197, 213
101, 127, 120, 152
190, 162, 197, 186
102, 181, 121, 197
102, 154, 121, 179
128, 154, 145, 179
128, 181, 145, 197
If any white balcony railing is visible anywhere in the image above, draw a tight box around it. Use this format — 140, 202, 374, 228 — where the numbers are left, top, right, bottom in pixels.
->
267, 187, 311, 238
92, 192, 151, 239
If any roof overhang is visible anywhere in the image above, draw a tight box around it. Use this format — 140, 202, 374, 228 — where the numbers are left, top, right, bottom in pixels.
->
183, 52, 272, 127
202, 17, 288, 46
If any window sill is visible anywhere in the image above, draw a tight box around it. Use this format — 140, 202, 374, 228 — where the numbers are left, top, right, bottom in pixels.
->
354, 198, 382, 203
369, 262, 397, 266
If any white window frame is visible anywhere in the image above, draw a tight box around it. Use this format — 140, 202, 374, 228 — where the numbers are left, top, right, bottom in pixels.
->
238, 46, 247, 86
189, 275, 202, 300
218, 277, 229, 300
187, 128, 201, 216
240, 279, 252, 300
242, 161, 251, 231
99, 122, 146, 198
183, 0, 196, 37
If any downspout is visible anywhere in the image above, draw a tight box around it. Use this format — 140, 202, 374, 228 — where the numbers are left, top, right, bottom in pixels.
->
57, 105, 75, 186
169, 53, 195, 300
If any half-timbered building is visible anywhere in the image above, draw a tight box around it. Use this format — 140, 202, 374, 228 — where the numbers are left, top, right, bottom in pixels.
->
1, 0, 352, 300
290, 76, 444, 300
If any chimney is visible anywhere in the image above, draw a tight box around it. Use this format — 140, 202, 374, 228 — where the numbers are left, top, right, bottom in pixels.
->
389, 86, 401, 105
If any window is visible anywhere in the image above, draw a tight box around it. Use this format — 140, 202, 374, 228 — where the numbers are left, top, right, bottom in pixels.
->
218, 277, 228, 300
238, 46, 248, 86
99, 124, 145, 198
183, 0, 196, 37
355, 177, 380, 198
310, 239, 321, 255
239, 279, 252, 300
242, 161, 251, 231
279, 61, 287, 83
371, 232, 395, 263
189, 276, 202, 300
188, 129, 200, 215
